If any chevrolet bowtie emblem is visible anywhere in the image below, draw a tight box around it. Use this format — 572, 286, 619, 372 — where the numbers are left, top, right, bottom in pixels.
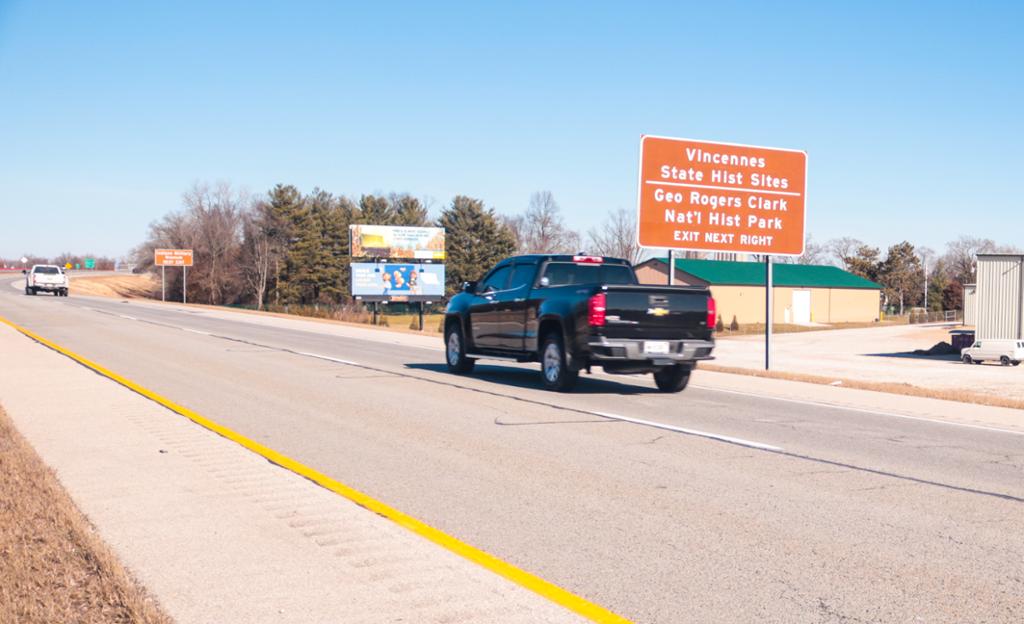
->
646, 307, 669, 317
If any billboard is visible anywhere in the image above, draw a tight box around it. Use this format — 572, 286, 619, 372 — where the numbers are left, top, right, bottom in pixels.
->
351, 263, 445, 298
637, 136, 807, 256
350, 225, 445, 260
154, 249, 194, 266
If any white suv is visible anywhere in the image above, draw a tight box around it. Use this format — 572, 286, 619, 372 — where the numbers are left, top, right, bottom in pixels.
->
24, 265, 69, 297
961, 339, 1024, 367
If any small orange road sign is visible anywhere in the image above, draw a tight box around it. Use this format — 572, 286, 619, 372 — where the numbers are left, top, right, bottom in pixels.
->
154, 249, 194, 267
637, 136, 807, 256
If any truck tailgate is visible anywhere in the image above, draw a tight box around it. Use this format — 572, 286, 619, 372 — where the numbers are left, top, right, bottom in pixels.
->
602, 285, 711, 340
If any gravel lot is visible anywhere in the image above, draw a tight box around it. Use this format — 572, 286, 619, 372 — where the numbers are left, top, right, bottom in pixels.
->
714, 323, 1024, 402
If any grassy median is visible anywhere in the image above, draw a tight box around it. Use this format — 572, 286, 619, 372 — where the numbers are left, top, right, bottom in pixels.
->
0, 406, 171, 624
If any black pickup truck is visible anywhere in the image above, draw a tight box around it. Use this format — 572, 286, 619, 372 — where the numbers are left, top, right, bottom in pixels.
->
443, 254, 716, 392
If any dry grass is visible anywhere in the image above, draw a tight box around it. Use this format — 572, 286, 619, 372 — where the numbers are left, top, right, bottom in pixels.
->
0, 406, 171, 624
70, 274, 156, 299
701, 363, 1024, 411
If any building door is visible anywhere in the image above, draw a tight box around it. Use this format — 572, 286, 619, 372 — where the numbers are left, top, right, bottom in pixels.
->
792, 290, 812, 324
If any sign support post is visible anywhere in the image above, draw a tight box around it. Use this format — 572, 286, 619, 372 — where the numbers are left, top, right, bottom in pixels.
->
765, 256, 773, 370
667, 249, 674, 285
154, 250, 193, 305
418, 302, 425, 331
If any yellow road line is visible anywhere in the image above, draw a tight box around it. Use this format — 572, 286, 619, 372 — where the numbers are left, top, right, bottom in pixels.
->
0, 315, 631, 624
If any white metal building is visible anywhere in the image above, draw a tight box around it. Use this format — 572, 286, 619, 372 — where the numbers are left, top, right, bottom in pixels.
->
975, 254, 1024, 339
963, 284, 976, 326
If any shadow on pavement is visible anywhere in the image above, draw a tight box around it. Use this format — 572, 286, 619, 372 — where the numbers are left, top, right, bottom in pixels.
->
863, 352, 961, 363
404, 362, 659, 395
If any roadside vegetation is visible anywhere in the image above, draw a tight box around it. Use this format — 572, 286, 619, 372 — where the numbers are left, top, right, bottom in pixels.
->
12, 180, 1018, 330
123, 182, 1024, 323
0, 406, 171, 624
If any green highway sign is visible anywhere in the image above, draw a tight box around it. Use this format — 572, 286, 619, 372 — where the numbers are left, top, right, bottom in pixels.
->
84, 258, 95, 269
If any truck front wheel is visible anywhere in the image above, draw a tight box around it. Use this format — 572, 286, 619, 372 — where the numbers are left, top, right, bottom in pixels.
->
445, 322, 475, 374
541, 333, 578, 392
653, 365, 691, 393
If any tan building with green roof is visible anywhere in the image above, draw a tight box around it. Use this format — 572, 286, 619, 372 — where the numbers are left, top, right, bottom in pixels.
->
635, 258, 882, 325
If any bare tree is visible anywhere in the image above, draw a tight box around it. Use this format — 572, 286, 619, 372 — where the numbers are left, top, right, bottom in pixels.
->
802, 235, 828, 265
136, 181, 247, 304
826, 237, 864, 270
241, 201, 276, 310
513, 191, 581, 254
586, 208, 643, 264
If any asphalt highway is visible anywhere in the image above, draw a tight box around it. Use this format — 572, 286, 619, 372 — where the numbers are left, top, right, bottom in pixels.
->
3, 285, 1022, 623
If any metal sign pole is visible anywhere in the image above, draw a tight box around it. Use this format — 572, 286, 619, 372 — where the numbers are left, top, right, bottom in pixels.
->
765, 255, 773, 370
162, 266, 166, 302
419, 301, 425, 331
183, 265, 187, 304
667, 249, 674, 285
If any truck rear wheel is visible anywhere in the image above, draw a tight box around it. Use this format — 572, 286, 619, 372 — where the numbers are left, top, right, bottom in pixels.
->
653, 365, 691, 393
541, 333, 578, 392
445, 322, 475, 374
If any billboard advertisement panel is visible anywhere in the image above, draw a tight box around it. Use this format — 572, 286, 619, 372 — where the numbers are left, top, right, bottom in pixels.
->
351, 263, 445, 298
350, 225, 445, 260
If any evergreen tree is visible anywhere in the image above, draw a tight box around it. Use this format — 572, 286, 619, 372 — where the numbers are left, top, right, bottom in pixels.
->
878, 241, 922, 315
437, 195, 516, 295
357, 194, 394, 225
264, 184, 305, 304
390, 193, 429, 226
846, 244, 881, 282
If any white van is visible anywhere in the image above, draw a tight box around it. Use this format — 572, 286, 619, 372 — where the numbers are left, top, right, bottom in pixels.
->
961, 340, 1024, 366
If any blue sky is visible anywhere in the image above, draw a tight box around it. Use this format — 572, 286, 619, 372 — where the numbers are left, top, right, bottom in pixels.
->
1, 1, 1021, 259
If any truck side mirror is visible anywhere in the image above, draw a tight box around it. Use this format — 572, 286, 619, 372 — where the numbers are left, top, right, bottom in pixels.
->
462, 281, 476, 294
21, 269, 27, 275
539, 276, 550, 287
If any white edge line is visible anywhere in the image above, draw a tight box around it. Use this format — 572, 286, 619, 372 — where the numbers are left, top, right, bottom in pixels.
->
695, 385, 1024, 437
644, 179, 802, 197
295, 351, 359, 366
182, 328, 210, 336
118, 314, 138, 321
592, 411, 783, 451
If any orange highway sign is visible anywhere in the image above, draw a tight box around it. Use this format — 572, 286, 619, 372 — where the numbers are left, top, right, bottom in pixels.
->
637, 136, 807, 256
154, 249, 194, 267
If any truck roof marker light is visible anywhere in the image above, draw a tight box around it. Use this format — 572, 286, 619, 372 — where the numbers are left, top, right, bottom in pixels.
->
573, 255, 604, 264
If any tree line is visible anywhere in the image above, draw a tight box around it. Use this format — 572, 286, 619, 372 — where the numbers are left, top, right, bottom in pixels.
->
0, 254, 118, 270
820, 236, 1020, 314
132, 181, 1017, 315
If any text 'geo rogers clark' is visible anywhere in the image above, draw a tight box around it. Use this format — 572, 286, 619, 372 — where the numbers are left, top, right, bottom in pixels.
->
637, 137, 806, 255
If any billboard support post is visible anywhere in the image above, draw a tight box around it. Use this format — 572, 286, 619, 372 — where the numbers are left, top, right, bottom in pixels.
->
161, 266, 166, 302
765, 256, 773, 370
183, 265, 187, 305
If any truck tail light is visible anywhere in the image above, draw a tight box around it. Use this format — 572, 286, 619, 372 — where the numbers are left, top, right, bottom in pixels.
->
573, 255, 604, 264
707, 296, 717, 329
588, 292, 607, 326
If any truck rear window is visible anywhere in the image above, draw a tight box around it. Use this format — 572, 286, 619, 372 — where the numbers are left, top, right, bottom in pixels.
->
33, 267, 60, 274
542, 262, 636, 286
